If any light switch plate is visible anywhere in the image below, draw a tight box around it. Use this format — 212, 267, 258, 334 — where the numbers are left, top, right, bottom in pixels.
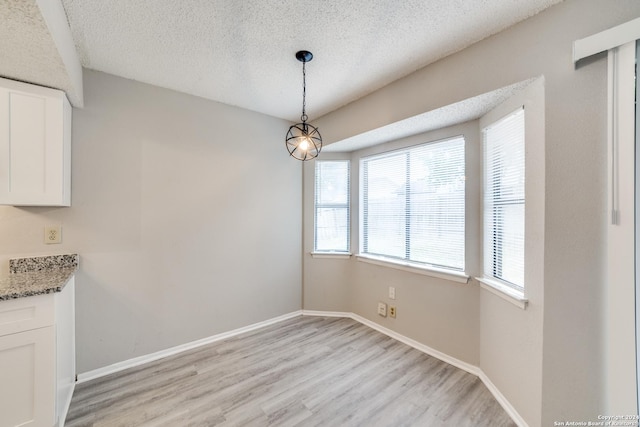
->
389, 286, 396, 300
377, 302, 387, 317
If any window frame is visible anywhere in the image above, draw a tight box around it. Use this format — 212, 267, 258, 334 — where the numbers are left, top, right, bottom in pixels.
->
313, 159, 351, 254
480, 107, 526, 299
358, 136, 467, 275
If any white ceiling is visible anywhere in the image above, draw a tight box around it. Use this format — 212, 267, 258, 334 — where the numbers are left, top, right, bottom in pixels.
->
60, 0, 562, 122
0, 1, 72, 98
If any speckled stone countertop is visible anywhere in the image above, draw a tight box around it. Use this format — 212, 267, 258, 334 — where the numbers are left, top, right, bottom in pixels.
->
0, 254, 78, 300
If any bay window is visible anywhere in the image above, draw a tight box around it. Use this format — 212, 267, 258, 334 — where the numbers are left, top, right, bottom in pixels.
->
482, 108, 525, 291
360, 137, 465, 271
314, 160, 350, 253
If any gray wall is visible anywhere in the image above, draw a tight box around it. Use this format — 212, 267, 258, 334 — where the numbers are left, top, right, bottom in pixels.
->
479, 78, 545, 426
302, 152, 353, 313
303, 121, 481, 366
0, 70, 303, 373
0, 0, 636, 423
306, 0, 640, 424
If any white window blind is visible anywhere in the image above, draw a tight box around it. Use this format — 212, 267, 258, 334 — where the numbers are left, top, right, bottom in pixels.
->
483, 108, 525, 290
315, 160, 350, 252
360, 137, 465, 271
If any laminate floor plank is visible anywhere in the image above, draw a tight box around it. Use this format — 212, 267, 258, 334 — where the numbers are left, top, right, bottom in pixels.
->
66, 316, 516, 427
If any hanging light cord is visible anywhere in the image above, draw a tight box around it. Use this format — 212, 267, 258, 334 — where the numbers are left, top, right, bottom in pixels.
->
285, 50, 322, 161
301, 61, 308, 123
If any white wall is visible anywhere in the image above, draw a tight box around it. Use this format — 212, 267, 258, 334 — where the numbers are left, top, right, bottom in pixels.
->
0, 70, 303, 373
307, 0, 640, 425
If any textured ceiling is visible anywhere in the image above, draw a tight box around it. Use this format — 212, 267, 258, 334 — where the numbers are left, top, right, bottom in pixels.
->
0, 0, 72, 99
60, 0, 562, 122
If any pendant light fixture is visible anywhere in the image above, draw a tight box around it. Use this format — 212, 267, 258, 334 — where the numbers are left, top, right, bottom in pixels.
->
286, 50, 322, 161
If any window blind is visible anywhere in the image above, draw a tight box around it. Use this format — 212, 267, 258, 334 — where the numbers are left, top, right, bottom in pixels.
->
483, 108, 525, 290
361, 137, 465, 271
314, 160, 350, 252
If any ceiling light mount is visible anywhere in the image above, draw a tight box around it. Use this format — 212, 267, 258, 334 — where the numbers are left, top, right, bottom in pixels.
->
286, 50, 322, 161
295, 50, 313, 63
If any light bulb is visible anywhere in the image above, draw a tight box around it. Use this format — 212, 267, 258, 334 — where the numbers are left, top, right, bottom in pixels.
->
299, 137, 309, 151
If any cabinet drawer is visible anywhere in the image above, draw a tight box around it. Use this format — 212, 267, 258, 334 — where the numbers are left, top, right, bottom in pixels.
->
0, 294, 54, 337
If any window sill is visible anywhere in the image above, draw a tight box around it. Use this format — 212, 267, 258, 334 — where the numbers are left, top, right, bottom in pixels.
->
356, 254, 469, 284
476, 277, 528, 309
311, 252, 352, 259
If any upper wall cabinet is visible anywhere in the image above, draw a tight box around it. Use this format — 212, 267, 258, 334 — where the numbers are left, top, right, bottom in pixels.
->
0, 77, 71, 206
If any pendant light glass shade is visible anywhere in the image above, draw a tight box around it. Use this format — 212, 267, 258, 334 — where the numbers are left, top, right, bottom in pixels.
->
286, 50, 322, 161
286, 122, 322, 160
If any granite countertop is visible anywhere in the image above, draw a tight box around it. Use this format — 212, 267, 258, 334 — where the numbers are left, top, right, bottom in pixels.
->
0, 254, 78, 301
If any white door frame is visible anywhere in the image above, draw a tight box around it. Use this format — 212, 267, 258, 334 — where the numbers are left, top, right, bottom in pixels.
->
606, 39, 637, 416
636, 39, 640, 415
574, 21, 639, 415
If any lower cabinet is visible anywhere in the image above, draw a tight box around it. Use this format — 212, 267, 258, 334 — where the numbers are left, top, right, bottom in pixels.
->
0, 278, 75, 427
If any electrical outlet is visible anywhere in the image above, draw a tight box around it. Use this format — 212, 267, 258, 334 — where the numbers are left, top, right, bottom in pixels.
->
377, 302, 387, 317
44, 225, 62, 244
389, 286, 396, 300
389, 306, 396, 318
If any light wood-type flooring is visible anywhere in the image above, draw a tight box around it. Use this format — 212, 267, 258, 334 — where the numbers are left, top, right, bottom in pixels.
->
66, 316, 516, 427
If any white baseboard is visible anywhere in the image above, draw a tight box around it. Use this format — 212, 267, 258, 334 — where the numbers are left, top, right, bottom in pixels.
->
303, 310, 526, 427
302, 310, 478, 375
76, 308, 526, 427
77, 310, 303, 384
301, 309, 350, 318
478, 371, 529, 427
349, 313, 481, 377
58, 382, 75, 427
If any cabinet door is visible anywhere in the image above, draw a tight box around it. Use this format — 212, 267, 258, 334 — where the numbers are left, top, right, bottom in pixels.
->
0, 78, 71, 206
0, 327, 55, 427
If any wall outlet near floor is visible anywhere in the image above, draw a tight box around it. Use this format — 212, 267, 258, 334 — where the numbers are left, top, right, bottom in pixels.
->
377, 302, 387, 317
389, 306, 396, 318
388, 286, 396, 300
44, 225, 62, 244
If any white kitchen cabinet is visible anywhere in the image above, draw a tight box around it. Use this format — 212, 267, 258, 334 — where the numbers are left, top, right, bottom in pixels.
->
0, 77, 71, 206
0, 278, 75, 427
55, 278, 76, 427
0, 326, 55, 427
